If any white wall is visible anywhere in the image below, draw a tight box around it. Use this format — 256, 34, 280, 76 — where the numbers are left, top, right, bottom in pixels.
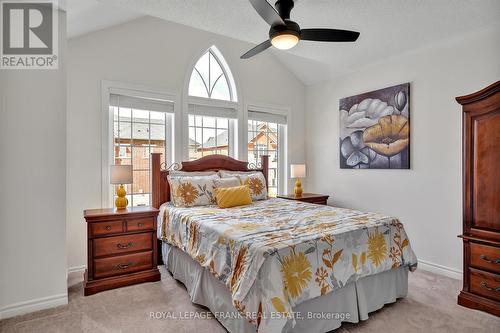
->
305, 26, 500, 279
67, 17, 306, 270
0, 12, 67, 318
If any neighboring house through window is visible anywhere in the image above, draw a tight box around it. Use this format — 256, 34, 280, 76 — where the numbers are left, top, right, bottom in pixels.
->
110, 93, 174, 207
247, 109, 288, 197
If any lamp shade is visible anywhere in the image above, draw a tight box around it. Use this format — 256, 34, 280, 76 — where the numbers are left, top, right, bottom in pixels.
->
290, 164, 306, 178
110, 165, 133, 184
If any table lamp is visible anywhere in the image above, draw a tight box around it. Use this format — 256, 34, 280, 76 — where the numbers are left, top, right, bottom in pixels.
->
290, 164, 306, 197
110, 165, 133, 209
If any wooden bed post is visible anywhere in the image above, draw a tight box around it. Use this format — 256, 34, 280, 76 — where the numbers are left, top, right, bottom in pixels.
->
261, 155, 269, 188
151, 153, 161, 209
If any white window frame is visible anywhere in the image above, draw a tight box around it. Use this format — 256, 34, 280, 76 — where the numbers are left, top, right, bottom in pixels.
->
101, 80, 179, 208
245, 103, 290, 196
183, 45, 241, 161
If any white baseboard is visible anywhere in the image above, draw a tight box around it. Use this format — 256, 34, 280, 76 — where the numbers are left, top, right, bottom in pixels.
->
67, 265, 86, 274
418, 259, 462, 280
0, 293, 68, 320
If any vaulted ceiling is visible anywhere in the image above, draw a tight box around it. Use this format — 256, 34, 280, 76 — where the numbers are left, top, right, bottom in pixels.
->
67, 0, 500, 85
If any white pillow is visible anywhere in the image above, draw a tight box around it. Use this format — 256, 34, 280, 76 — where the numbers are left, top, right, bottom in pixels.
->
213, 177, 240, 189
219, 171, 267, 201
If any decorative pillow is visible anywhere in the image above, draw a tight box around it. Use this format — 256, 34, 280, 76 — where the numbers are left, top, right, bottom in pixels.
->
213, 177, 240, 189
219, 171, 267, 201
214, 185, 252, 209
169, 175, 219, 207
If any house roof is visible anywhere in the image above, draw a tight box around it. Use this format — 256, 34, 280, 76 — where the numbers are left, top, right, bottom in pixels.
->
115, 116, 165, 141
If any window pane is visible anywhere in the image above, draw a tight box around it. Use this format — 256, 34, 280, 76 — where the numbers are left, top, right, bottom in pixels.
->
188, 115, 231, 160
112, 100, 170, 207
189, 114, 195, 126
217, 117, 228, 129
188, 48, 234, 102
132, 170, 149, 194
203, 116, 216, 128
189, 71, 209, 98
119, 107, 131, 122
132, 123, 150, 141
194, 115, 202, 127
195, 52, 210, 86
117, 122, 131, 144
203, 128, 216, 150
132, 109, 150, 123
248, 120, 281, 197
133, 194, 150, 207
150, 111, 165, 125
211, 75, 230, 101
209, 52, 223, 88
132, 146, 149, 170
150, 124, 165, 141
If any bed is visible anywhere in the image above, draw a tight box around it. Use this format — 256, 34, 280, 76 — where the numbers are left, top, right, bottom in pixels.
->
151, 153, 417, 333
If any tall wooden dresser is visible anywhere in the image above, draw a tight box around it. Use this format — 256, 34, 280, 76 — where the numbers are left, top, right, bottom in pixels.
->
457, 81, 500, 317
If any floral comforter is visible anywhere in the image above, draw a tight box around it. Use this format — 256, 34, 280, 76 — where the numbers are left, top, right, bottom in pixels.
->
158, 198, 417, 333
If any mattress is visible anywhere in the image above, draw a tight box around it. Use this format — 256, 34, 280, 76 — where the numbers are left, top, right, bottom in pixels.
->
157, 198, 417, 332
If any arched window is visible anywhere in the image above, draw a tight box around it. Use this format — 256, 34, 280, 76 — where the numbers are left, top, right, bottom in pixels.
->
187, 46, 238, 161
188, 46, 236, 101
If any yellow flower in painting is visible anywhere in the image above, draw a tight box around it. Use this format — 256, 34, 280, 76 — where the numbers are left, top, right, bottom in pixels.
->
367, 230, 387, 267
176, 182, 199, 205
362, 115, 409, 157
248, 177, 264, 195
281, 250, 312, 298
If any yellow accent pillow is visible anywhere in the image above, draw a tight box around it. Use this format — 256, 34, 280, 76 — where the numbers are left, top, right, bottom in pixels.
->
215, 185, 252, 209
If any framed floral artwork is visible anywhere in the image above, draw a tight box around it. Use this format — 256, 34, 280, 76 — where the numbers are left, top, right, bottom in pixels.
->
339, 83, 410, 169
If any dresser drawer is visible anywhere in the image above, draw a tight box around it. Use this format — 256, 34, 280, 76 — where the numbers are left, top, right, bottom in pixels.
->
90, 220, 123, 236
469, 242, 499, 272
469, 268, 500, 302
94, 251, 153, 279
127, 217, 155, 232
94, 233, 152, 257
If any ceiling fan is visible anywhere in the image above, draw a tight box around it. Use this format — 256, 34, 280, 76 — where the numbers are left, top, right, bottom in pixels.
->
241, 0, 360, 59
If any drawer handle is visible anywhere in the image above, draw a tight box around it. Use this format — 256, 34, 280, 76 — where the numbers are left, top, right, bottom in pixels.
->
117, 242, 133, 249
115, 262, 133, 270
479, 254, 500, 264
480, 282, 500, 292
105, 225, 112, 231
138, 223, 143, 227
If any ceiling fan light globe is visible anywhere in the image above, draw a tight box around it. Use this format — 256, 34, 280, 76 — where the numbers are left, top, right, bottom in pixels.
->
271, 34, 299, 50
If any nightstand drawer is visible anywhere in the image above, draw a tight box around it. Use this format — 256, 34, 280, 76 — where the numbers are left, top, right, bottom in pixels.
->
94, 233, 152, 257
127, 217, 155, 232
469, 242, 499, 273
90, 220, 124, 236
94, 251, 153, 279
469, 268, 500, 302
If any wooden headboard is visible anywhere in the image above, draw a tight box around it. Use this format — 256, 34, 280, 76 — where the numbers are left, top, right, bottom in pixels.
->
151, 153, 269, 209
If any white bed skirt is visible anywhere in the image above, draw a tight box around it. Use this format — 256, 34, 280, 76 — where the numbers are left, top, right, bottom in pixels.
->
162, 242, 409, 333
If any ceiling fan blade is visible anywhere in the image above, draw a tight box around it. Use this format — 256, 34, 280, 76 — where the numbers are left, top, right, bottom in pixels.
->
301, 29, 360, 42
248, 0, 285, 26
241, 40, 272, 59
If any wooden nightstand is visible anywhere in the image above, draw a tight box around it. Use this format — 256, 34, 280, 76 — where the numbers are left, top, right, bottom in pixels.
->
83, 206, 161, 296
277, 193, 330, 205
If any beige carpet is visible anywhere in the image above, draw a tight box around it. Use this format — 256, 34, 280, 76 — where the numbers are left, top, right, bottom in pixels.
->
1, 267, 498, 333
